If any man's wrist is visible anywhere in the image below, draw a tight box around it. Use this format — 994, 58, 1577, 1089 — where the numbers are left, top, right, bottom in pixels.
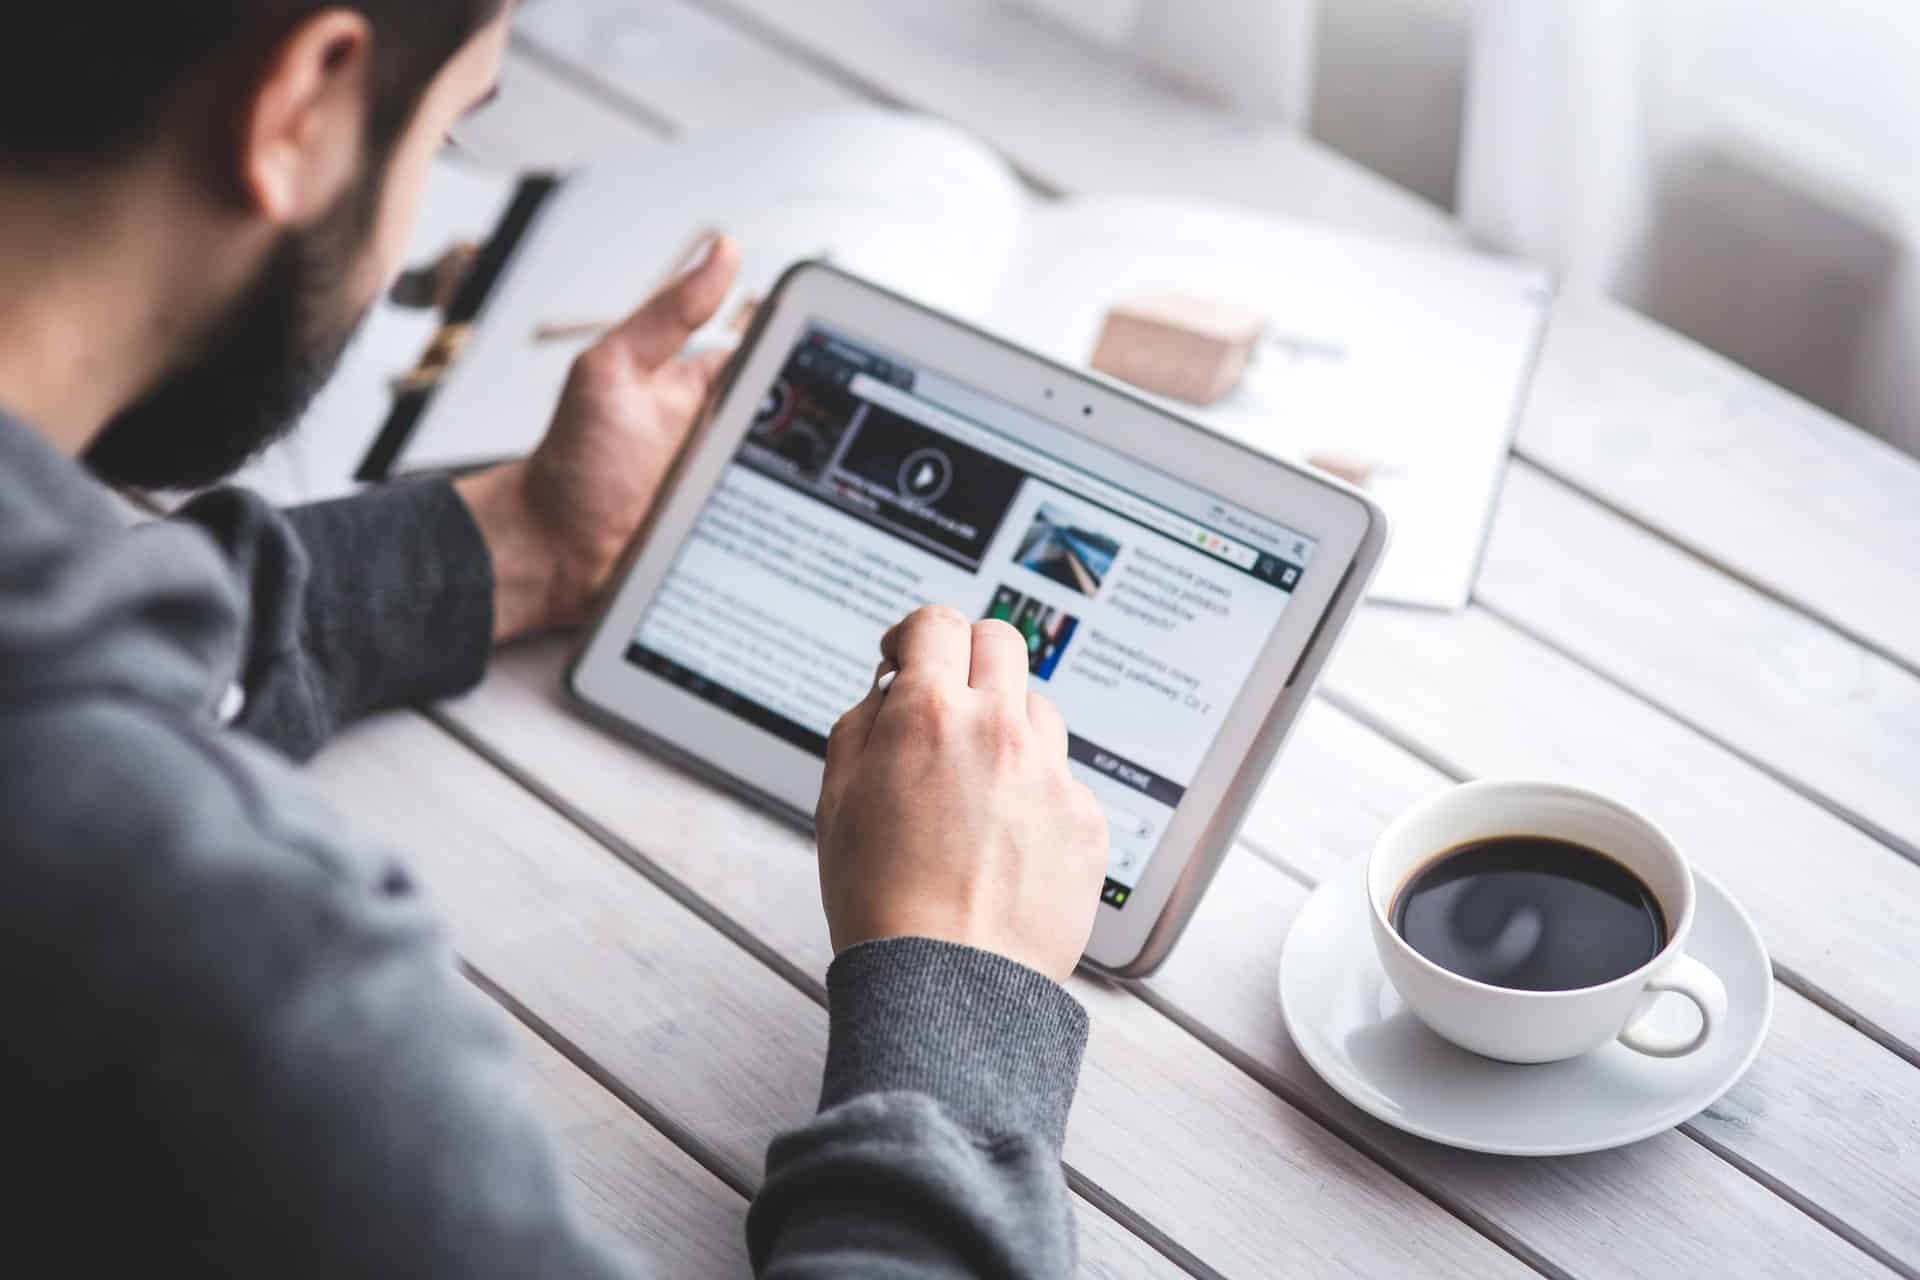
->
454, 462, 574, 643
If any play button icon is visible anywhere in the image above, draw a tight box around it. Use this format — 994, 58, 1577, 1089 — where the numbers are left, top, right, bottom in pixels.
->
896, 448, 954, 504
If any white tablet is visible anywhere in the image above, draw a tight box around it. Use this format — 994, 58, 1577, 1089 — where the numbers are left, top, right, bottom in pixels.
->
571, 263, 1386, 976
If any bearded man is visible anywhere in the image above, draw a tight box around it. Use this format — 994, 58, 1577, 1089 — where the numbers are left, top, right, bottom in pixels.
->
0, 4, 1108, 1275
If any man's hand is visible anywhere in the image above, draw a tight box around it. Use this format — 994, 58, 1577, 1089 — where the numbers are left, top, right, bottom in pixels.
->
457, 235, 743, 641
816, 606, 1110, 983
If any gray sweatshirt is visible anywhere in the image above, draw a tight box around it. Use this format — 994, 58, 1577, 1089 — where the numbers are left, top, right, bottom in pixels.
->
0, 409, 1087, 1277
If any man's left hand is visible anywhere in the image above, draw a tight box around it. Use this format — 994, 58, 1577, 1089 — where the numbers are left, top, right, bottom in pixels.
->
457, 234, 742, 641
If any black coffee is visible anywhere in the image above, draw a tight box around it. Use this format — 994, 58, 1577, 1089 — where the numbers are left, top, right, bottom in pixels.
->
1390, 835, 1667, 992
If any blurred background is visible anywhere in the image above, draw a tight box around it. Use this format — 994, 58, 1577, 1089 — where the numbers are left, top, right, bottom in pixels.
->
256, 0, 1920, 504
1015, 0, 1920, 459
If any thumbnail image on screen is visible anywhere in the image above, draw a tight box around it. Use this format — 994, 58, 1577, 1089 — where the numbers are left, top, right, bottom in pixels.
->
983, 585, 1080, 681
1014, 502, 1121, 597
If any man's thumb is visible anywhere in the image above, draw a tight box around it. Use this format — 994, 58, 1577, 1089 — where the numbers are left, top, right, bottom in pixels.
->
607, 233, 742, 373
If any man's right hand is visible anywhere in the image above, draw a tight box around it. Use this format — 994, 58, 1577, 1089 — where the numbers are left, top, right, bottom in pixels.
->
814, 606, 1110, 983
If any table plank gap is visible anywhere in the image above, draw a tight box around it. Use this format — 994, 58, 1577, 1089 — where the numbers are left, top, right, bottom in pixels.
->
464, 960, 758, 1199
1511, 298, 1920, 674
1765, 962, 1918, 1070
1478, 460, 1920, 861
1314, 684, 1476, 785
1505, 452, 1920, 687
500, 1000, 752, 1276
1059, 1172, 1229, 1280
430, 708, 830, 1003
1472, 592, 1918, 866
1125, 979, 1575, 1280
1233, 823, 1319, 892
1676, 1127, 1920, 1280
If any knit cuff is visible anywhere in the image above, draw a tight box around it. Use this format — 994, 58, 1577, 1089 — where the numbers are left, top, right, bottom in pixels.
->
821, 937, 1089, 1150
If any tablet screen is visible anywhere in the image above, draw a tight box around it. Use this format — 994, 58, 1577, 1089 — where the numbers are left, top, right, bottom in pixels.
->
628, 324, 1316, 908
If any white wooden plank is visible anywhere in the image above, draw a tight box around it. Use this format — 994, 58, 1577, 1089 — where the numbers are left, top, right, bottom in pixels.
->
1322, 604, 1920, 1063
506, 1018, 751, 1276
308, 711, 1171, 1278
1239, 700, 1920, 1274
1477, 462, 1920, 860
518, 0, 1464, 246
1072, 1204, 1186, 1280
1513, 297, 1920, 675
434, 641, 1537, 1279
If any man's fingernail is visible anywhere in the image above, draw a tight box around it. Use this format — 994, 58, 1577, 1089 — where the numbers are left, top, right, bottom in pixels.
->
680, 233, 719, 281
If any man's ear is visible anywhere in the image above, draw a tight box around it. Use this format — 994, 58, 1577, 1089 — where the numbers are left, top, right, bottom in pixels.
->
237, 10, 373, 224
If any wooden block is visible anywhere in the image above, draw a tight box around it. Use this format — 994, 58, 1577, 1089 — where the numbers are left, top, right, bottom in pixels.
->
1308, 450, 1382, 489
1091, 290, 1266, 406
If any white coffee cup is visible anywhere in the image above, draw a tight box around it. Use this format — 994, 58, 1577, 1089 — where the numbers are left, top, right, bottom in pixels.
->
1367, 779, 1729, 1065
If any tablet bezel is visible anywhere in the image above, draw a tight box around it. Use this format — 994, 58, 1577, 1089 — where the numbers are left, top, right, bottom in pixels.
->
571, 262, 1386, 976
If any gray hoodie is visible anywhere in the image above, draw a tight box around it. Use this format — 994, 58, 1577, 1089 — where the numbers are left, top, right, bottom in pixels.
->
0, 408, 1087, 1277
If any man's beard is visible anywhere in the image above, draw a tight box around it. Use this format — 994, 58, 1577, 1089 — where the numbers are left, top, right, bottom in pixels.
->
84, 172, 380, 492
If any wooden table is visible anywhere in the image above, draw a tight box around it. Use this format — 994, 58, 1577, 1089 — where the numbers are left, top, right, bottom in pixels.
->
306, 3, 1920, 1275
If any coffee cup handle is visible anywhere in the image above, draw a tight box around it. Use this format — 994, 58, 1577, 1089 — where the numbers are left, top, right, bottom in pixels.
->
1618, 954, 1729, 1058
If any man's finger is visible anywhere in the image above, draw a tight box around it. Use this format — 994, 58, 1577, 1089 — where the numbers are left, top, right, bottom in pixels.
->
605, 234, 742, 374
969, 619, 1030, 705
879, 606, 973, 688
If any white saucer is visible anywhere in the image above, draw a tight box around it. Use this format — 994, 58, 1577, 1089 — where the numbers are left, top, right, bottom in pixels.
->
1279, 861, 1773, 1156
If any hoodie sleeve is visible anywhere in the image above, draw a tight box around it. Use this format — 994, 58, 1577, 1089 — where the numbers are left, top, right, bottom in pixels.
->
174, 481, 495, 760
747, 939, 1087, 1278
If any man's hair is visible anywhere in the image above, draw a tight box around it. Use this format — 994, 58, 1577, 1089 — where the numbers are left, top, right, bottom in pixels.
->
0, 2, 505, 177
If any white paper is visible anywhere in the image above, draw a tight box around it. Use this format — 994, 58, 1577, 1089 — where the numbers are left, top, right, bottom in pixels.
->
400, 110, 1029, 472
230, 157, 518, 504
991, 196, 1552, 610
